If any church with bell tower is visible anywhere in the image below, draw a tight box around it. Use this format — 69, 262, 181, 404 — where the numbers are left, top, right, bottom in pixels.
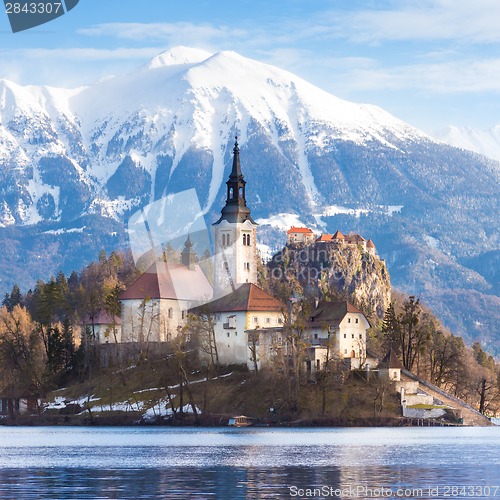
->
212, 137, 258, 297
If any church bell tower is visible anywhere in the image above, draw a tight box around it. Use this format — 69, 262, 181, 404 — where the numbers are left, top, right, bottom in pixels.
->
213, 137, 258, 296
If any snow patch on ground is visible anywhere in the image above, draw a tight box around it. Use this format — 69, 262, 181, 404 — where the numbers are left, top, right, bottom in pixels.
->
44, 226, 85, 235
143, 403, 201, 421
257, 243, 273, 261
321, 204, 403, 218
256, 213, 307, 231
423, 235, 440, 249
133, 387, 164, 394
91, 400, 145, 412
45, 395, 100, 410
321, 205, 370, 218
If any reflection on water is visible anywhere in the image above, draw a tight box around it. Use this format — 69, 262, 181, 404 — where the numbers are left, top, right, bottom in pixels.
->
0, 427, 499, 499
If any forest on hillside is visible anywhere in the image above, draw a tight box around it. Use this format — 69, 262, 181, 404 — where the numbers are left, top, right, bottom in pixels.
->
1, 248, 499, 419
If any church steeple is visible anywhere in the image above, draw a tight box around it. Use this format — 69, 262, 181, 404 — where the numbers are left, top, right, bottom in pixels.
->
215, 137, 255, 225
181, 234, 197, 271
212, 135, 258, 296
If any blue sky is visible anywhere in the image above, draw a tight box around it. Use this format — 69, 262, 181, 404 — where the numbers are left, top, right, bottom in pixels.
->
1, 0, 500, 132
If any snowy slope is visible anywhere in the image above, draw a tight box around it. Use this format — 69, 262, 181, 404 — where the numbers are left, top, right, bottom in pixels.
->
0, 46, 434, 225
433, 125, 500, 163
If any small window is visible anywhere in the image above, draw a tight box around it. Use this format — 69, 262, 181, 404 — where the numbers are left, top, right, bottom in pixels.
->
316, 359, 321, 370
278, 318, 283, 324
247, 234, 251, 245
348, 318, 351, 323
253, 316, 258, 323
355, 318, 359, 324
224, 262, 229, 270
352, 334, 354, 339
344, 333, 346, 339
181, 310, 186, 320
235, 332, 237, 336
314, 333, 318, 339
265, 317, 271, 324
227, 332, 230, 338
216, 313, 221, 321
344, 349, 348, 355
168, 308, 173, 319
359, 333, 362, 339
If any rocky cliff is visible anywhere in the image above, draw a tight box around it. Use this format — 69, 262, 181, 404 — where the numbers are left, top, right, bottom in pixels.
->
268, 241, 391, 319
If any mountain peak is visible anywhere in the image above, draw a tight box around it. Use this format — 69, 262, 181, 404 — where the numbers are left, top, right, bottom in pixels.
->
147, 47, 212, 69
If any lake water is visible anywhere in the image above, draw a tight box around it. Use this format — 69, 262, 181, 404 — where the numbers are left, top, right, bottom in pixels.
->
0, 426, 499, 499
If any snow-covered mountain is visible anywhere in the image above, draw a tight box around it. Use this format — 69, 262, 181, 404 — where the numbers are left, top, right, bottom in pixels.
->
0, 47, 499, 352
1, 45, 439, 226
433, 125, 500, 163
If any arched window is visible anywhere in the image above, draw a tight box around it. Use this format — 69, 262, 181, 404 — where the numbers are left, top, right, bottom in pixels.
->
242, 234, 247, 245
239, 187, 243, 198
247, 234, 251, 246
229, 188, 234, 199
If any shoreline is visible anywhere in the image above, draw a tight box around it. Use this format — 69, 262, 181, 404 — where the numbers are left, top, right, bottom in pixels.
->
0, 414, 474, 427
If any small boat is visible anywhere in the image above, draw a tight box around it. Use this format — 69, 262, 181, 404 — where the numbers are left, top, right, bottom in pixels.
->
228, 415, 253, 427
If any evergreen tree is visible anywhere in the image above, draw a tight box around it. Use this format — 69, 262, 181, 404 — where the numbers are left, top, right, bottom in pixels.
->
2, 284, 23, 312
381, 302, 400, 353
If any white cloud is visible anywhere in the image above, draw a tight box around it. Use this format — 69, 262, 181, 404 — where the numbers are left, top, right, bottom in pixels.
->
78, 22, 247, 46
0, 47, 166, 61
344, 58, 500, 93
331, 0, 500, 43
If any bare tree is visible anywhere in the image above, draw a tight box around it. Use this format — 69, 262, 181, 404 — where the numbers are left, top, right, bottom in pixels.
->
248, 328, 260, 373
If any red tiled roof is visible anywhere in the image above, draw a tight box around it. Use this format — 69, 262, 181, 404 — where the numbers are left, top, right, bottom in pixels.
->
366, 239, 375, 248
316, 234, 333, 242
287, 226, 314, 234
332, 230, 345, 240
120, 261, 213, 302
190, 283, 284, 313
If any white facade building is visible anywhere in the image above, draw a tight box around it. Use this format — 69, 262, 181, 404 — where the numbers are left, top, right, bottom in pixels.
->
212, 138, 258, 296
191, 283, 284, 366
120, 257, 212, 343
305, 301, 370, 370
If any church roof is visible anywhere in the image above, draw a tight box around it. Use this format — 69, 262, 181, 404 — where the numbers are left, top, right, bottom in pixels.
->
190, 283, 283, 314
287, 226, 314, 234
378, 349, 404, 370
82, 310, 121, 326
308, 300, 364, 326
120, 261, 213, 302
